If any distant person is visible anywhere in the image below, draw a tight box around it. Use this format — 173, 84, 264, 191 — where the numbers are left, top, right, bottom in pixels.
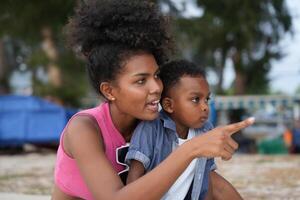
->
125, 60, 252, 200
283, 125, 292, 150
291, 119, 300, 153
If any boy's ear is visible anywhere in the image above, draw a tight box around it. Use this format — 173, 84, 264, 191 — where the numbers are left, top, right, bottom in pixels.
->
100, 82, 116, 101
162, 97, 174, 113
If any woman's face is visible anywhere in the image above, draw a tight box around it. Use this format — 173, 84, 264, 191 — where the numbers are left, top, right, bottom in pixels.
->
111, 53, 163, 120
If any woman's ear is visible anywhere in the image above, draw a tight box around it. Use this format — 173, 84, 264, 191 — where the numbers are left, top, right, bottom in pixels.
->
100, 82, 116, 101
161, 97, 174, 113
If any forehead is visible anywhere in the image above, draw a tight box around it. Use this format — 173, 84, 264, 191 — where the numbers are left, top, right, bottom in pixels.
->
120, 53, 158, 75
170, 75, 209, 96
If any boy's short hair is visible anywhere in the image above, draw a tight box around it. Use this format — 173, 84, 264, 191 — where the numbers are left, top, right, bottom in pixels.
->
160, 59, 206, 98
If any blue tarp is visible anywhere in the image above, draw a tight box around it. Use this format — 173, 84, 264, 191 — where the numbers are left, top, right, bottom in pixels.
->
0, 95, 77, 147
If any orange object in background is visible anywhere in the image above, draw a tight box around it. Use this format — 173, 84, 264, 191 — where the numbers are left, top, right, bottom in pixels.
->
283, 129, 292, 147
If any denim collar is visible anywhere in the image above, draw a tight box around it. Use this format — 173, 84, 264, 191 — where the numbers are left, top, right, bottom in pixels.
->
159, 110, 177, 132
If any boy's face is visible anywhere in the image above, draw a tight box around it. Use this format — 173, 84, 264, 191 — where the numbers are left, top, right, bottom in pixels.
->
166, 75, 210, 131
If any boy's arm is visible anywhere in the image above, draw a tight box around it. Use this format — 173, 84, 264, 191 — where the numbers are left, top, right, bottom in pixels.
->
211, 171, 243, 200
125, 121, 157, 184
126, 160, 146, 184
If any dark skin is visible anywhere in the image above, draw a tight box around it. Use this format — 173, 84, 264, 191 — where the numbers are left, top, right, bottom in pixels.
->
52, 53, 253, 200
127, 76, 243, 200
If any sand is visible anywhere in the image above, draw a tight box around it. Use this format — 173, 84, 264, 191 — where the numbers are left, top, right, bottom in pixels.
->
0, 151, 300, 199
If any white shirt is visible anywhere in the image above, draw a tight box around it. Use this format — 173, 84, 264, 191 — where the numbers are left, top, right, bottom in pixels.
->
161, 129, 197, 200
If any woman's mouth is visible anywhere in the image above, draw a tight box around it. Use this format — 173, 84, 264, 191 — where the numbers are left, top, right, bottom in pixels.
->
146, 100, 160, 112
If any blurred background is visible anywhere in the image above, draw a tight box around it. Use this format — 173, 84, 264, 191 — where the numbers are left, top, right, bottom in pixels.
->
0, 0, 300, 199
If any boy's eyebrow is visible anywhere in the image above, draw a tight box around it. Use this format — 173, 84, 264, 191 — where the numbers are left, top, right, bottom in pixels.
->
189, 91, 211, 96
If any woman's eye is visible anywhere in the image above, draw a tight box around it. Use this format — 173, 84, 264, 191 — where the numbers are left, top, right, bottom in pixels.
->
136, 79, 146, 84
154, 73, 160, 79
192, 97, 200, 103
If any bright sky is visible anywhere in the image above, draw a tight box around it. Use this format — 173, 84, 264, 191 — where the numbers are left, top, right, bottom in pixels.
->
173, 0, 300, 95
269, 0, 300, 94
222, 0, 300, 94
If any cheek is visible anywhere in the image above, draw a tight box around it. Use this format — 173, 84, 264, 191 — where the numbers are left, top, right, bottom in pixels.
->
158, 79, 163, 94
118, 87, 147, 108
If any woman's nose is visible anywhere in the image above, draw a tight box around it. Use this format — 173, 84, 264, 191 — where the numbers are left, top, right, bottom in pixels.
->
149, 78, 163, 94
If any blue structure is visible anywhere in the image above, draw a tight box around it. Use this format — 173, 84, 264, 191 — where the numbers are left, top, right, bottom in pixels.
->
208, 100, 217, 126
0, 95, 77, 147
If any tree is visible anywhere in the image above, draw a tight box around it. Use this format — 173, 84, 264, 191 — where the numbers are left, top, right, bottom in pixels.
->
0, 0, 88, 107
174, 0, 292, 94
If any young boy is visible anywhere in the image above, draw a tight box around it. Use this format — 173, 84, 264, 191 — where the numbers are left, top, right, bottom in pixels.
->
125, 60, 241, 200
126, 60, 245, 200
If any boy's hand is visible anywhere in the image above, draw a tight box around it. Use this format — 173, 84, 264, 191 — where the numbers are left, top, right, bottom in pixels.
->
190, 117, 255, 160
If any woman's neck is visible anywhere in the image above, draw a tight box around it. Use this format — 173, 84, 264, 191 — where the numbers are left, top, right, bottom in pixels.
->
109, 102, 139, 142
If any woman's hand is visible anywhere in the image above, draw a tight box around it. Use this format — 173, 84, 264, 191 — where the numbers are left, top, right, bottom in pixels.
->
189, 117, 255, 160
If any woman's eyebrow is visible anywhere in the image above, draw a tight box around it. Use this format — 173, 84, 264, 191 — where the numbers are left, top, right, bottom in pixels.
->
132, 68, 160, 77
132, 73, 150, 77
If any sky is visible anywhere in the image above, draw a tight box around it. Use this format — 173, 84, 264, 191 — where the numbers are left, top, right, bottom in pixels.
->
268, 0, 300, 94
173, 0, 300, 95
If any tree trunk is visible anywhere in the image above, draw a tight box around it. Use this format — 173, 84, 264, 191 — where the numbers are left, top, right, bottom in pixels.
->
232, 49, 246, 94
216, 64, 224, 93
216, 49, 227, 94
0, 39, 10, 94
234, 70, 246, 94
41, 26, 62, 87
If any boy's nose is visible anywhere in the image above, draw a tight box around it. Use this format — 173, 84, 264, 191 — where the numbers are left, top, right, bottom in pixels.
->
201, 103, 208, 112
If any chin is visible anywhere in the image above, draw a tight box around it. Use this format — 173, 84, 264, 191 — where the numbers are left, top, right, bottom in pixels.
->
193, 122, 205, 129
140, 112, 159, 121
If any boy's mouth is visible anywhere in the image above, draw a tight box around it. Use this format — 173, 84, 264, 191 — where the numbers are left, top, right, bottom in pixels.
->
199, 116, 208, 123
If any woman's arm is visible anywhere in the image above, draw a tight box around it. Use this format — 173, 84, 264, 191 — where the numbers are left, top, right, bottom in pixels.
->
210, 171, 243, 200
204, 172, 213, 200
61, 116, 253, 200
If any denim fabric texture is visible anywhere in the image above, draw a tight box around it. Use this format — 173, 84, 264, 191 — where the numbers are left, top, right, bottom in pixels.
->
125, 110, 216, 200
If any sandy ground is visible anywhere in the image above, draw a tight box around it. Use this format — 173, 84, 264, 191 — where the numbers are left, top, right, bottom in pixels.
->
0, 151, 300, 200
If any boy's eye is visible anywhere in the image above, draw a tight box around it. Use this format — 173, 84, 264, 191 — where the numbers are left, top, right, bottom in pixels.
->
205, 97, 211, 103
192, 97, 200, 103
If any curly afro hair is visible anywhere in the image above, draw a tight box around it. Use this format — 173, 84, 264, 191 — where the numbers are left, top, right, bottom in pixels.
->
160, 59, 206, 98
65, 0, 173, 96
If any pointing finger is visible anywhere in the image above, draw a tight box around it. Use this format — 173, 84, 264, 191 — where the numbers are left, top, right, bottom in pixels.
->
224, 117, 255, 136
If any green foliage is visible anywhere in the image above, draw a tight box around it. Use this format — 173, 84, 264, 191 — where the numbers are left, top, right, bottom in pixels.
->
31, 50, 87, 107
0, 0, 88, 107
172, 0, 292, 94
296, 85, 300, 94
0, 0, 75, 43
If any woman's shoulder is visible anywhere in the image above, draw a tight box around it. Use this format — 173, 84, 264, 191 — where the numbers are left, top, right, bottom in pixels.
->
63, 113, 104, 158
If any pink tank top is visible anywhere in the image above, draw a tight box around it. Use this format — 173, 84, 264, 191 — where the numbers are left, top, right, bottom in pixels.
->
54, 102, 126, 200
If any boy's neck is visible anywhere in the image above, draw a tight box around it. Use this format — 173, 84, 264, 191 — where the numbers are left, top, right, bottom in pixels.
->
166, 112, 189, 139
176, 126, 189, 139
